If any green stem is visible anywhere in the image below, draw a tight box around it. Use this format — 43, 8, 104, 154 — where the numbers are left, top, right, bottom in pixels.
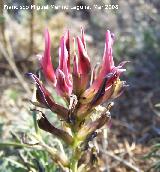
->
70, 134, 81, 172
70, 146, 79, 172
70, 158, 78, 172
32, 110, 40, 136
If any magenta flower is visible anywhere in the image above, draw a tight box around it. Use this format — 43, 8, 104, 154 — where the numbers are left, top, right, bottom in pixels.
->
27, 28, 127, 115
26, 28, 127, 140
26, 28, 128, 171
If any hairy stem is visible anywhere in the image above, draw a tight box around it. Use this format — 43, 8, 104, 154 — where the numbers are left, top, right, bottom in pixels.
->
70, 154, 78, 172
70, 133, 81, 172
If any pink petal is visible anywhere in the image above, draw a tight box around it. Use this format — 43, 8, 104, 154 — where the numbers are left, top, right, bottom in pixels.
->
73, 54, 79, 76
88, 30, 116, 91
77, 36, 91, 74
64, 30, 70, 72
112, 61, 129, 77
56, 69, 72, 97
81, 27, 86, 50
59, 36, 72, 87
41, 29, 56, 86
102, 30, 114, 74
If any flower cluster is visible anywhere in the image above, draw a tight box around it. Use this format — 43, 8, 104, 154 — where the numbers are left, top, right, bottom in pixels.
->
26, 28, 127, 170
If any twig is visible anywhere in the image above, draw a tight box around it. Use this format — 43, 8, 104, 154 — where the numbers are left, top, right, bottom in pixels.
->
0, 0, 7, 47
100, 149, 141, 172
101, 128, 110, 172
53, 138, 66, 157
32, 134, 69, 170
0, 38, 31, 95
18, 151, 33, 172
148, 88, 160, 117
112, 118, 137, 132
29, 0, 35, 56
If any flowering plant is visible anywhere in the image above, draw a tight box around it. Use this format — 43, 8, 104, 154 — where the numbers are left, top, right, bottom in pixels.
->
26, 28, 128, 171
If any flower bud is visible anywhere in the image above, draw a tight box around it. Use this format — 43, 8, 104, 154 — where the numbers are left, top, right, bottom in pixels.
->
25, 73, 69, 122
38, 113, 73, 145
77, 110, 111, 141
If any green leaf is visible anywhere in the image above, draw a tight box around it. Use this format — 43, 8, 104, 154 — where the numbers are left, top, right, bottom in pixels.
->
4, 157, 27, 170
0, 142, 31, 148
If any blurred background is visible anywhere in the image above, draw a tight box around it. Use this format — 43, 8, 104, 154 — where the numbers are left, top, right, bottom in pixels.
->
0, 0, 160, 171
